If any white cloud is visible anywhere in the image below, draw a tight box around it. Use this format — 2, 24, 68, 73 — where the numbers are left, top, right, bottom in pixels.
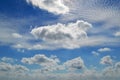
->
26, 0, 69, 14
30, 20, 92, 49
0, 62, 29, 72
115, 62, 120, 70
31, 20, 91, 41
12, 33, 22, 38
1, 55, 120, 80
100, 55, 113, 65
1, 57, 16, 63
114, 31, 120, 37
92, 51, 99, 56
21, 54, 59, 67
98, 47, 111, 52
64, 57, 85, 71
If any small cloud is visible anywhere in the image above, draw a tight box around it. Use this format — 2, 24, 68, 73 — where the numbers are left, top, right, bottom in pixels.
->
100, 55, 113, 65
98, 47, 111, 52
12, 33, 22, 38
114, 31, 120, 37
1, 57, 17, 63
92, 51, 99, 56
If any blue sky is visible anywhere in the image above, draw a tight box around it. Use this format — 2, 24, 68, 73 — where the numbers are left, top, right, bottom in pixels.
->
0, 0, 120, 80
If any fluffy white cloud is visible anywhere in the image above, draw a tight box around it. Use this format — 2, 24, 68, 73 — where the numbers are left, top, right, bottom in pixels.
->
64, 57, 85, 70
100, 55, 113, 65
26, 0, 69, 14
31, 20, 91, 41
0, 62, 29, 72
21, 54, 59, 67
30, 20, 92, 49
1, 55, 120, 80
12, 33, 22, 38
98, 47, 111, 52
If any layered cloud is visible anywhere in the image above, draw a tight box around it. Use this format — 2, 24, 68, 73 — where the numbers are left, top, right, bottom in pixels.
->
26, 0, 69, 14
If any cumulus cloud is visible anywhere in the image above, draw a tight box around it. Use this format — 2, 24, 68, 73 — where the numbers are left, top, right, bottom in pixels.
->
30, 20, 92, 49
64, 57, 85, 70
98, 47, 111, 52
26, 0, 69, 14
0, 62, 29, 72
100, 55, 113, 65
1, 55, 120, 80
31, 20, 91, 41
21, 54, 59, 67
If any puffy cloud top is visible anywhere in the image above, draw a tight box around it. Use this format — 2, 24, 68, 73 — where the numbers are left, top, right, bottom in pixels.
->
64, 57, 85, 70
0, 62, 29, 72
31, 20, 91, 41
30, 20, 92, 49
26, 0, 69, 14
100, 55, 113, 65
21, 54, 59, 67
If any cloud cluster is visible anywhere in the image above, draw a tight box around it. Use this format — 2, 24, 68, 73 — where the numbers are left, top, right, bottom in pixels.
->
92, 47, 112, 56
100, 55, 113, 65
0, 62, 29, 72
26, 0, 69, 14
1, 55, 120, 80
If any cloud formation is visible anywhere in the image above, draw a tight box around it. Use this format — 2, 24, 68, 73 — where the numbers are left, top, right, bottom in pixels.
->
0, 62, 29, 72
30, 20, 92, 49
26, 0, 69, 14
21, 54, 59, 67
1, 55, 120, 80
100, 55, 113, 65
98, 47, 111, 52
64, 57, 85, 70
12, 33, 22, 38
